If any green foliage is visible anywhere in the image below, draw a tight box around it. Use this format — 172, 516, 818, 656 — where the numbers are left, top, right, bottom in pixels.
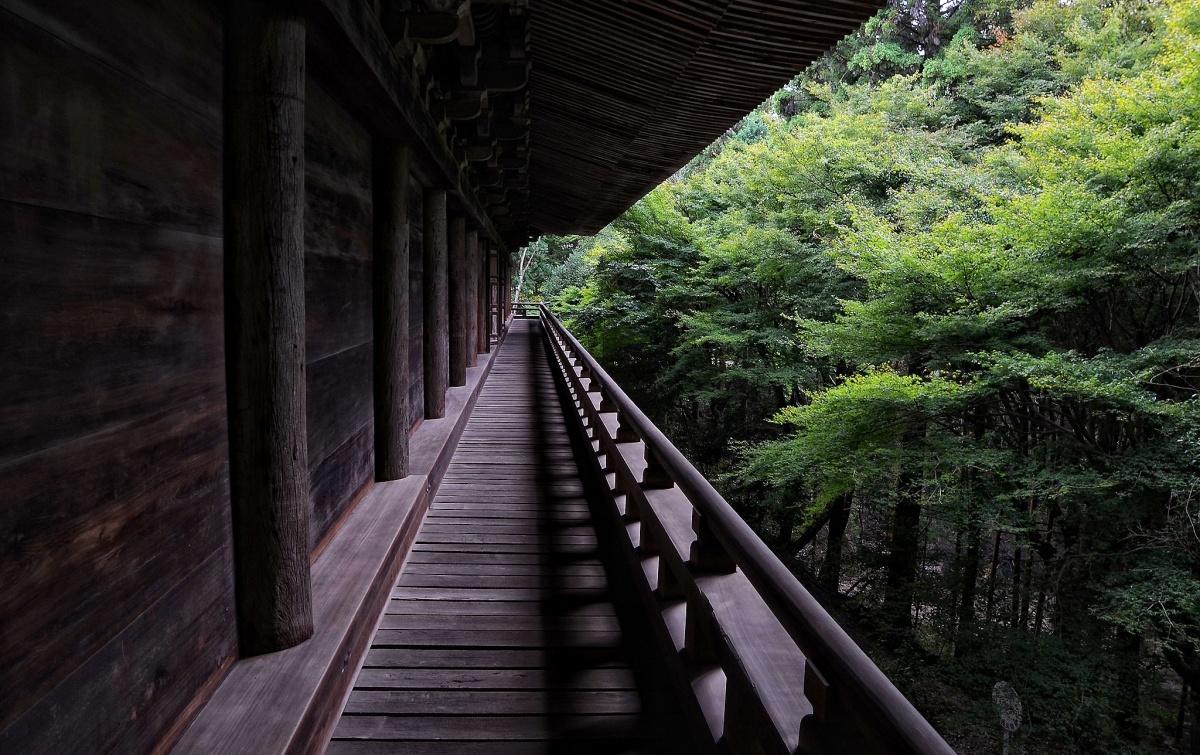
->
536, 0, 1200, 749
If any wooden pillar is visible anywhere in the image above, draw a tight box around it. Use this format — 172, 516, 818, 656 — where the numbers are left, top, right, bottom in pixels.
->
501, 254, 510, 326
447, 214, 467, 386
423, 189, 448, 418
372, 140, 410, 480
487, 245, 498, 345
465, 229, 478, 368
224, 0, 312, 656
478, 238, 490, 354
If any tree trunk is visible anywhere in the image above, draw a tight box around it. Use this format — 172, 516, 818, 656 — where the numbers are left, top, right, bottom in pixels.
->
1011, 542, 1024, 630
1191, 684, 1199, 755
883, 497, 922, 641
819, 492, 852, 593
984, 530, 1002, 627
955, 523, 981, 656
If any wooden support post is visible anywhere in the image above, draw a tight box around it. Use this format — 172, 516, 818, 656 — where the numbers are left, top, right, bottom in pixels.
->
465, 229, 478, 368
447, 214, 467, 386
372, 139, 410, 481
476, 239, 485, 353
502, 255, 510, 325
487, 245, 498, 345
423, 189, 448, 418
224, 0, 312, 656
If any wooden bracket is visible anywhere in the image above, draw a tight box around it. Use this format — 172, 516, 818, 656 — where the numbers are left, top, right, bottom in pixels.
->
641, 446, 673, 489
615, 411, 639, 442
688, 510, 737, 574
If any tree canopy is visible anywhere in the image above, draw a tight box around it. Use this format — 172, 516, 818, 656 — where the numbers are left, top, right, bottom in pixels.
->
526, 0, 1200, 750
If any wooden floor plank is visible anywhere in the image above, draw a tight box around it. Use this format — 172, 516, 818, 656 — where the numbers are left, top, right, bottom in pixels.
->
333, 714, 660, 741
331, 320, 677, 752
402, 562, 607, 577
352, 667, 638, 691
343, 689, 643, 715
377, 612, 621, 631
384, 599, 617, 617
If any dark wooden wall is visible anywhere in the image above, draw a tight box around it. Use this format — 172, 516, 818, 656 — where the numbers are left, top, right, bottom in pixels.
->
0, 1, 237, 752
303, 81, 375, 552
0, 0, 486, 750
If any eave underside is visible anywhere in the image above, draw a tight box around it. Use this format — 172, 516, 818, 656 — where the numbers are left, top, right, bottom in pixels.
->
527, 0, 881, 237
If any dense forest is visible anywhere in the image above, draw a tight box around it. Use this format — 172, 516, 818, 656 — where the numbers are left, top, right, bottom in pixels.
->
517, 0, 1200, 751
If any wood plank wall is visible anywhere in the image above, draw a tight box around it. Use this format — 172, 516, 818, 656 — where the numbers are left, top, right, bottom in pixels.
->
303, 81, 375, 552
0, 0, 485, 750
0, 1, 237, 752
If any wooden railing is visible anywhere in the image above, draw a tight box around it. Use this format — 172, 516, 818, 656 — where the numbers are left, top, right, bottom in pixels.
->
512, 300, 540, 318
538, 304, 955, 755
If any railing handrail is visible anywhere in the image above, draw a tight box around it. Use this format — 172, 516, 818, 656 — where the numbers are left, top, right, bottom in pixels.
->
538, 303, 954, 755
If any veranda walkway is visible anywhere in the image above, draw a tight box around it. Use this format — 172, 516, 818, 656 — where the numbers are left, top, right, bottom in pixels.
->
328, 318, 689, 753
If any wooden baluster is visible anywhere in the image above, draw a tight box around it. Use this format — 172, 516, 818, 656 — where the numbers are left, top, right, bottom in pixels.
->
689, 510, 737, 574
798, 660, 864, 753
657, 552, 685, 602
684, 596, 721, 665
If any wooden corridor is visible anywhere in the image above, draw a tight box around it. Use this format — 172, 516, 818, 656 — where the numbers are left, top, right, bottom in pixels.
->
328, 318, 688, 753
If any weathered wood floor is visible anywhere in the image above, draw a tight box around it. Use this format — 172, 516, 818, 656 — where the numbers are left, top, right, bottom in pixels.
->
329, 318, 683, 753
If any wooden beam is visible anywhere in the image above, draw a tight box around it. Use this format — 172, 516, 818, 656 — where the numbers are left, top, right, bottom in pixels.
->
447, 215, 468, 386
423, 188, 448, 419
373, 139, 411, 481
224, 0, 313, 656
465, 229, 479, 368
307, 0, 513, 253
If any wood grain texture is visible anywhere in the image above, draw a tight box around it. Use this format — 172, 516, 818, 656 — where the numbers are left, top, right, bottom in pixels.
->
331, 319, 689, 752
373, 139, 411, 480
422, 188, 448, 418
0, 0, 234, 748
447, 214, 468, 386
304, 79, 375, 552
0, 548, 237, 754
465, 230, 479, 368
477, 238, 489, 355
224, 0, 312, 655
408, 187, 425, 430
0, 3, 221, 235
173, 316, 506, 755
